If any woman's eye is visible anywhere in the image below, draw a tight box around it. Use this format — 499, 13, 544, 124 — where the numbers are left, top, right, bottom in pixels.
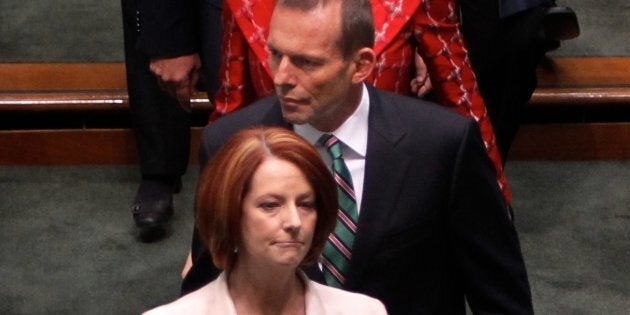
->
299, 201, 316, 210
259, 202, 279, 211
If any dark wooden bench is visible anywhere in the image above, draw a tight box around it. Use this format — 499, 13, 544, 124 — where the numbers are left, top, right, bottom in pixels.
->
0, 63, 213, 112
0, 63, 213, 165
1, 58, 629, 164
510, 57, 630, 160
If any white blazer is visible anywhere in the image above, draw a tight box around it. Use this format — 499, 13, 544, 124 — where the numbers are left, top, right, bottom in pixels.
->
144, 271, 387, 314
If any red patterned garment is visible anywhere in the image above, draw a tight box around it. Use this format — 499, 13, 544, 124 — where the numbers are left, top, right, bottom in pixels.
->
212, 0, 511, 203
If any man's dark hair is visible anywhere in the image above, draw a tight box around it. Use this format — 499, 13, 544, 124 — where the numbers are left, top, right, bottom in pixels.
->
276, 0, 375, 58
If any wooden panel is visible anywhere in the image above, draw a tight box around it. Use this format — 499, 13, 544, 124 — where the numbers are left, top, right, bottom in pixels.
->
0, 128, 203, 165
0, 129, 138, 165
1, 59, 630, 164
537, 57, 630, 88
2, 57, 629, 91
509, 123, 630, 160
0, 90, 128, 111
0, 63, 127, 91
530, 87, 630, 106
1, 124, 629, 164
0, 90, 213, 112
2, 58, 629, 110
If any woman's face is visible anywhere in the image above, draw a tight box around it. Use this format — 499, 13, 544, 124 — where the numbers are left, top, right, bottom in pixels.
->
239, 157, 318, 269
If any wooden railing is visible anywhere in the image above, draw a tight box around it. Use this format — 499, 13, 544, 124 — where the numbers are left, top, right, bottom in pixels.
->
0, 63, 209, 164
1, 57, 629, 164
509, 57, 630, 160
0, 63, 213, 112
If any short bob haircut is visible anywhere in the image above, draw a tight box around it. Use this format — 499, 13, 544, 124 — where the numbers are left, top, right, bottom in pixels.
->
195, 126, 338, 271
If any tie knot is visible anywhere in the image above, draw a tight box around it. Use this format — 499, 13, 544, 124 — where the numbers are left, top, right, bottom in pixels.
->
319, 134, 343, 160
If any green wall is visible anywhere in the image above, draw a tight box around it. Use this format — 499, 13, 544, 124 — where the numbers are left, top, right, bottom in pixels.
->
0, 0, 628, 62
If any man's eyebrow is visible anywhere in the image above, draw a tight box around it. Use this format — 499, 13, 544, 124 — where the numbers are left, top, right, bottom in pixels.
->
267, 43, 325, 63
293, 54, 325, 64
266, 40, 280, 50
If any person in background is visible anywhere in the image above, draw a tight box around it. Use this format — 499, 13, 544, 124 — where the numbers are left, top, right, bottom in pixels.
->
182, 0, 533, 313
144, 127, 386, 314
460, 0, 564, 160
121, 0, 221, 241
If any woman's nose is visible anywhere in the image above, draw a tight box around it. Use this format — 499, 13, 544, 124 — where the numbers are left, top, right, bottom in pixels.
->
282, 205, 302, 233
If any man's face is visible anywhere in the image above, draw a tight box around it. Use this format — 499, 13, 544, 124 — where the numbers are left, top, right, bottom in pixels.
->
267, 3, 358, 131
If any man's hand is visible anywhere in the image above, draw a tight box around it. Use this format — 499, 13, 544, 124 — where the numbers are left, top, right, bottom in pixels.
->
150, 53, 201, 112
410, 51, 433, 98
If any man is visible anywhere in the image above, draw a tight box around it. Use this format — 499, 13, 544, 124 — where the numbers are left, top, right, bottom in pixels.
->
211, 0, 512, 203
121, 0, 221, 241
183, 0, 533, 313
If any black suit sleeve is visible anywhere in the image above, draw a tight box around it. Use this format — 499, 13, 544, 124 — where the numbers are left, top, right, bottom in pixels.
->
181, 125, 223, 295
448, 120, 534, 315
136, 0, 199, 57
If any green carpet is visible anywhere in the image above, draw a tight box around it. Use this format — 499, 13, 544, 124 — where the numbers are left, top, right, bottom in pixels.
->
0, 166, 196, 314
1, 162, 629, 314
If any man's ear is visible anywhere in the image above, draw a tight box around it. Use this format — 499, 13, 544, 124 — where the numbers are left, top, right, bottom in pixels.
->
351, 47, 375, 84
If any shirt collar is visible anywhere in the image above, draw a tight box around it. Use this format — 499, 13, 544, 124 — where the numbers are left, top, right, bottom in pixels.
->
294, 84, 370, 157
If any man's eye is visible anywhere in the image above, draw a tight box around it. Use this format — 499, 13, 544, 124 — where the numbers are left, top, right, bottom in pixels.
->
268, 48, 282, 61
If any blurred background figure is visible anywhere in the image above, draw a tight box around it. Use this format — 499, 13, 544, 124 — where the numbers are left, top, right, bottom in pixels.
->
460, 0, 579, 160
121, 0, 222, 242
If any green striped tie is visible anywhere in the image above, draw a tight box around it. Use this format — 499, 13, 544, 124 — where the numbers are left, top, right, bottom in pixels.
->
319, 134, 359, 287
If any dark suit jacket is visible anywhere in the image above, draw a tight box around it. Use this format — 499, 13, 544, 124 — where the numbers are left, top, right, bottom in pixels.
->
460, 0, 553, 159
135, 0, 198, 57
500, 0, 550, 17
183, 85, 533, 314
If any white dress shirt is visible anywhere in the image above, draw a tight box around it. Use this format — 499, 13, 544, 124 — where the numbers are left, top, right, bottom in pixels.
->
294, 84, 370, 214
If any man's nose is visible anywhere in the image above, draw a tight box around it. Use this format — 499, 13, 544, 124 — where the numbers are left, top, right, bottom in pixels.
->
273, 57, 295, 87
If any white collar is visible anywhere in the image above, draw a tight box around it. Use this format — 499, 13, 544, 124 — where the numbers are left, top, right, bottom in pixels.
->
217, 270, 325, 314
295, 84, 369, 157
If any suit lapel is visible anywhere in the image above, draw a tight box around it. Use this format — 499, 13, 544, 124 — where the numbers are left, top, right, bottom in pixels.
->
263, 93, 410, 289
346, 86, 412, 288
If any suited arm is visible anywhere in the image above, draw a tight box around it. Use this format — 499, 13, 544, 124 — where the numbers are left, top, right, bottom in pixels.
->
180, 125, 225, 295
136, 0, 199, 57
190, 123, 225, 263
448, 120, 533, 314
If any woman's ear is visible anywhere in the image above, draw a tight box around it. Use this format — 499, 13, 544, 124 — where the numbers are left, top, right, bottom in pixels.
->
351, 47, 375, 84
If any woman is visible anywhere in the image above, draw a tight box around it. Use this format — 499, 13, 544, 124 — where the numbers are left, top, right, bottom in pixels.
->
145, 127, 386, 314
